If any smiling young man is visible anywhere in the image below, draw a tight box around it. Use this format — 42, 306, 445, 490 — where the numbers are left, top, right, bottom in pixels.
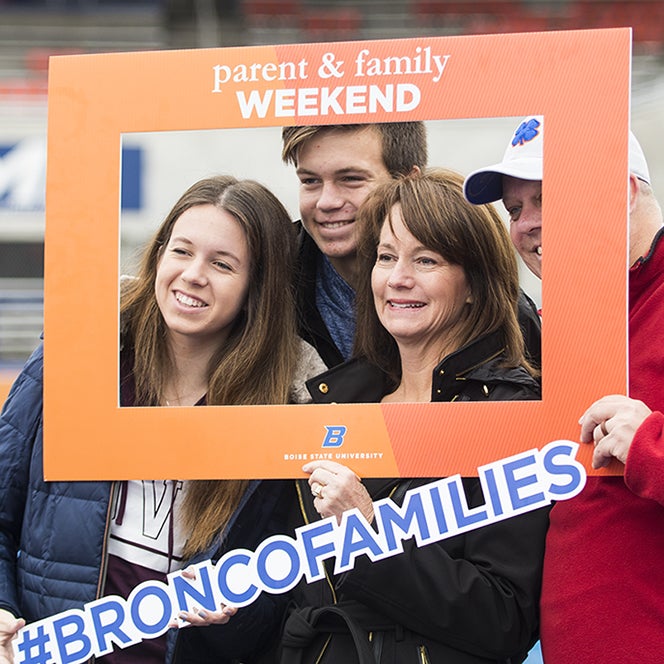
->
281, 122, 428, 367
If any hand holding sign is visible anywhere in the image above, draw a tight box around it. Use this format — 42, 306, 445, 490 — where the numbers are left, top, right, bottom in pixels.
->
0, 610, 24, 664
171, 568, 238, 628
304, 460, 375, 525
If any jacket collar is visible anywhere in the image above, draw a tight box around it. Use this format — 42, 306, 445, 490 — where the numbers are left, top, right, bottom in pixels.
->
306, 329, 531, 404
306, 357, 388, 404
431, 330, 505, 401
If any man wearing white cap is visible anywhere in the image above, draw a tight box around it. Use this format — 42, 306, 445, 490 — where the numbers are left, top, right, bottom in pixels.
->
464, 116, 544, 279
465, 117, 664, 662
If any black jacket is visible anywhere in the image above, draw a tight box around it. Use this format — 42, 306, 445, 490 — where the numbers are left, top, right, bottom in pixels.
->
280, 332, 548, 664
294, 225, 542, 371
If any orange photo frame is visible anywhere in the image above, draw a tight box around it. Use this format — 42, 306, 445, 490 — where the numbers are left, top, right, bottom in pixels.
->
44, 28, 631, 480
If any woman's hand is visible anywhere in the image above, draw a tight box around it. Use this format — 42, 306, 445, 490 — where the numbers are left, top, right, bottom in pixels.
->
303, 460, 374, 524
0, 609, 25, 664
169, 568, 237, 628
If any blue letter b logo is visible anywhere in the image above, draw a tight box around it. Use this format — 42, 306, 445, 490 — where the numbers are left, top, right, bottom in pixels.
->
322, 426, 347, 448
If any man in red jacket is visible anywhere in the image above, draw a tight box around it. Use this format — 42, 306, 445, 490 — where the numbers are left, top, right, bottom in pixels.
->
464, 117, 664, 663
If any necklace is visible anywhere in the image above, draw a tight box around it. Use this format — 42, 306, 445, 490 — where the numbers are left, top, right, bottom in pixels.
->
163, 388, 206, 407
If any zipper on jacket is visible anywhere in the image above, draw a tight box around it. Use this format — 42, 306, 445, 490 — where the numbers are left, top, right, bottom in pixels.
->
95, 482, 119, 600
313, 634, 332, 664
295, 480, 407, 664
418, 644, 431, 664
295, 480, 338, 604
89, 482, 118, 663
296, 480, 337, 664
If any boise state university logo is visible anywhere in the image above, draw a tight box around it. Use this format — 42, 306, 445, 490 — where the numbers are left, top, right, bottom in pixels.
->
322, 425, 347, 448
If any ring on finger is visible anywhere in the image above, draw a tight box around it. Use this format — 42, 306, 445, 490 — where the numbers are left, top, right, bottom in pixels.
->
312, 484, 323, 499
600, 421, 609, 436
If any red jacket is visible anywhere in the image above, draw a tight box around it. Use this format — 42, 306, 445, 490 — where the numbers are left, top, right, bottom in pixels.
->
541, 228, 664, 663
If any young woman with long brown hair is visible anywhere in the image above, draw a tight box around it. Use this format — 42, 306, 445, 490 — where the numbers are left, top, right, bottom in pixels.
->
0, 175, 324, 664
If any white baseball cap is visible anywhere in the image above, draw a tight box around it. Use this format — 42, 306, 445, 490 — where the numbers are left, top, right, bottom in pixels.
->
464, 116, 544, 205
629, 130, 651, 185
463, 116, 650, 205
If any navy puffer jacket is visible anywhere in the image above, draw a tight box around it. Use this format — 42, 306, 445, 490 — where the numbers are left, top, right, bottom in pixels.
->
0, 343, 291, 663
0, 343, 112, 621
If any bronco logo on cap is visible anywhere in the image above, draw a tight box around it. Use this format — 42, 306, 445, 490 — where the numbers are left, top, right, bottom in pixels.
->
512, 118, 541, 147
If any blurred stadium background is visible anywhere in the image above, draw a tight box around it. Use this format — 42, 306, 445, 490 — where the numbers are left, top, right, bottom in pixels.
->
1, 6, 661, 661
0, 1, 662, 388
